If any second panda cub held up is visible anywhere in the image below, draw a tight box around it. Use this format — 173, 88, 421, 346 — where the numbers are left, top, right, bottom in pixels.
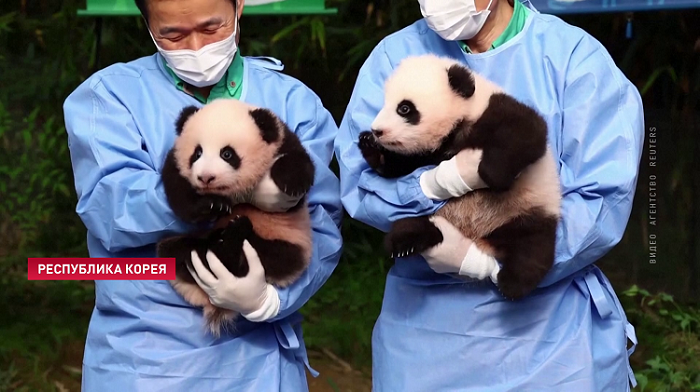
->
358, 54, 562, 300
157, 99, 315, 336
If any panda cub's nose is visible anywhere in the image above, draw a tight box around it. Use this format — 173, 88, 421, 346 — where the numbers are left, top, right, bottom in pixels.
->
372, 129, 384, 137
198, 175, 216, 184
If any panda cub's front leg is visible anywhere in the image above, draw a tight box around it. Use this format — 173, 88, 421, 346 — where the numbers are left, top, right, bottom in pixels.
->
358, 131, 429, 178
267, 136, 316, 200
358, 131, 387, 174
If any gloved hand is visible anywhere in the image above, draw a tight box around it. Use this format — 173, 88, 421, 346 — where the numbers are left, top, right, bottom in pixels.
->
421, 216, 500, 283
250, 170, 303, 212
419, 148, 488, 200
188, 240, 281, 322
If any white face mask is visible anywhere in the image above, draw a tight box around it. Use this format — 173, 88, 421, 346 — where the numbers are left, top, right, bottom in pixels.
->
149, 16, 239, 87
418, 0, 493, 41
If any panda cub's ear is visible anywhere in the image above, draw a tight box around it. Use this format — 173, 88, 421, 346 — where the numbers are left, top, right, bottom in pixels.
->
175, 105, 200, 136
447, 64, 476, 100
249, 108, 281, 144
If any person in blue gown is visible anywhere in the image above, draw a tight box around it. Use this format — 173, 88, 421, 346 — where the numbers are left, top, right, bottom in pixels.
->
334, 0, 644, 390
62, 0, 343, 390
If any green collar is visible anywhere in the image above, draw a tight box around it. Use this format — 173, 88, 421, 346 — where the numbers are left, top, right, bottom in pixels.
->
460, 0, 530, 54
163, 50, 244, 103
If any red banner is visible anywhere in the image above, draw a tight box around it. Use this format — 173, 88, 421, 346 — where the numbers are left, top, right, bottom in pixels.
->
27, 258, 176, 280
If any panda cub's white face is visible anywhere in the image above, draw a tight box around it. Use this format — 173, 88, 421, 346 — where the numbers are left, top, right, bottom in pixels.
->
370, 55, 501, 155
173, 99, 280, 197
188, 134, 239, 193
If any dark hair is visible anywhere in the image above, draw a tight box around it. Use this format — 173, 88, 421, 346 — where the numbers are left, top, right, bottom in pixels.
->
134, 0, 237, 22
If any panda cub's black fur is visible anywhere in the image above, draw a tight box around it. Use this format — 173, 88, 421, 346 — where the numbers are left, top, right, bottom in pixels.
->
358, 55, 562, 300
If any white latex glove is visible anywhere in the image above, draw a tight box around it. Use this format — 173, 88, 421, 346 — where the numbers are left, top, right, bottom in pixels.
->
419, 149, 488, 200
250, 170, 303, 212
187, 240, 281, 322
421, 216, 500, 283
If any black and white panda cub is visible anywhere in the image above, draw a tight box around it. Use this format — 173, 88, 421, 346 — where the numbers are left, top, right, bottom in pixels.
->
358, 54, 562, 300
156, 98, 315, 336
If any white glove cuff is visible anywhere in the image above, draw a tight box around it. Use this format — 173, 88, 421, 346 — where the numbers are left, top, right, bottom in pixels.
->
459, 243, 500, 283
241, 284, 281, 322
419, 156, 473, 200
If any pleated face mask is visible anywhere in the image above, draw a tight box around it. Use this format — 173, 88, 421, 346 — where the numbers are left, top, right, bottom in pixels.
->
149, 16, 239, 88
418, 0, 494, 41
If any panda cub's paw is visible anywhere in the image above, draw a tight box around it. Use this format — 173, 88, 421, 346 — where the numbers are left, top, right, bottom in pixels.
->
192, 195, 233, 222
495, 267, 539, 301
223, 215, 254, 239
204, 216, 254, 277
358, 131, 386, 172
384, 216, 444, 258
269, 152, 315, 199
208, 215, 253, 245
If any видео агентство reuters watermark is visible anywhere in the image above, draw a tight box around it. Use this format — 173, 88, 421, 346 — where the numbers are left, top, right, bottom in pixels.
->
648, 126, 657, 265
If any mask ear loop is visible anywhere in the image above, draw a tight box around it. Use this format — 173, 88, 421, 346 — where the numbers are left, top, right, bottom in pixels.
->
140, 13, 153, 37
480, 0, 494, 14
232, 0, 241, 46
141, 13, 166, 52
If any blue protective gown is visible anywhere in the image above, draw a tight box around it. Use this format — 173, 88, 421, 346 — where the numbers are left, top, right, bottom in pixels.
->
335, 2, 644, 391
63, 54, 343, 391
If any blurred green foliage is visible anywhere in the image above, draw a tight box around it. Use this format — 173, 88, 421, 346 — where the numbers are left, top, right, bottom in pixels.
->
0, 0, 699, 391
621, 285, 700, 390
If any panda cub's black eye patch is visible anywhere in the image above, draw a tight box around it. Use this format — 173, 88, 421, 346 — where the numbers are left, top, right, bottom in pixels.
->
220, 146, 241, 169
189, 145, 203, 167
396, 100, 420, 125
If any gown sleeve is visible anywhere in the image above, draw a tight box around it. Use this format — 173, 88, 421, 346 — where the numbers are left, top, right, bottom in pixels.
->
335, 41, 446, 233
63, 76, 193, 253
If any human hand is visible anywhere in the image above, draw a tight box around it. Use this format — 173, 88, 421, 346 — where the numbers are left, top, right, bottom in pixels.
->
188, 240, 280, 322
421, 216, 500, 282
250, 170, 303, 212
419, 149, 488, 200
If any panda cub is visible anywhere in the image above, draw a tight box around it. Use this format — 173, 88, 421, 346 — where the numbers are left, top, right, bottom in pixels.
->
358, 54, 562, 300
156, 98, 315, 336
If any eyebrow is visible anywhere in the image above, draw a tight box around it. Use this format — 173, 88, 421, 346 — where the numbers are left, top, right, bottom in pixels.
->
159, 17, 223, 35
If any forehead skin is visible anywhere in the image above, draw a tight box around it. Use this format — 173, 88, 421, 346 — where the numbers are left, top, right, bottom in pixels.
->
147, 0, 243, 51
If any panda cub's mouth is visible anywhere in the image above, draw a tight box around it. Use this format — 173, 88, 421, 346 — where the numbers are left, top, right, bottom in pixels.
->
197, 185, 232, 193
380, 140, 403, 151
374, 136, 400, 147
